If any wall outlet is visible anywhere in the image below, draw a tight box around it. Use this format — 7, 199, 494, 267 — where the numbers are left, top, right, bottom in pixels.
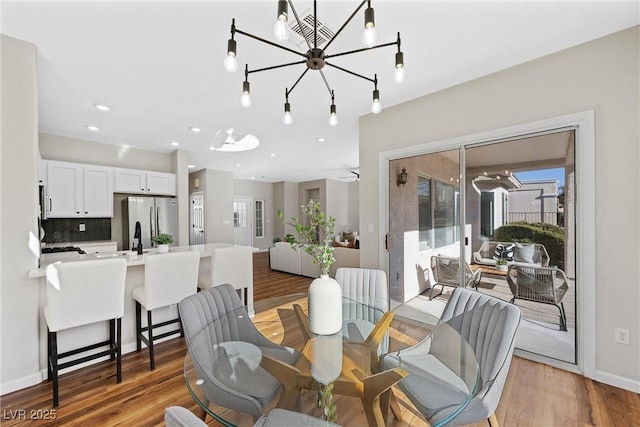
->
79, 223, 85, 232
615, 328, 629, 344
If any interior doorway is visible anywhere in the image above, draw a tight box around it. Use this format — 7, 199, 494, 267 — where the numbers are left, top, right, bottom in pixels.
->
233, 196, 253, 247
190, 192, 205, 245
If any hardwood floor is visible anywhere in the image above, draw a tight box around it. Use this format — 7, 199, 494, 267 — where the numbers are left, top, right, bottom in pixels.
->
1, 252, 638, 426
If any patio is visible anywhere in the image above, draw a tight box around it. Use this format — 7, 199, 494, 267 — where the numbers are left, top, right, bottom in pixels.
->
393, 270, 576, 364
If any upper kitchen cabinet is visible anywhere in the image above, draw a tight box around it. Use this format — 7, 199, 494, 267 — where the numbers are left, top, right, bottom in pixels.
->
46, 161, 114, 218
114, 168, 175, 195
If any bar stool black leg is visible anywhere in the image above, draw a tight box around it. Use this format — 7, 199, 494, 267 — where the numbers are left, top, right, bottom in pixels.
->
135, 302, 142, 351
49, 329, 59, 407
116, 318, 122, 383
147, 310, 155, 370
109, 319, 116, 360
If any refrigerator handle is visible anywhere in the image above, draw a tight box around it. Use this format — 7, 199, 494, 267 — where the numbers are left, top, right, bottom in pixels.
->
150, 206, 155, 247
156, 206, 161, 236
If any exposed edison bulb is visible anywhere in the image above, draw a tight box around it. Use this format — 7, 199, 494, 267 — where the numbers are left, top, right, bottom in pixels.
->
224, 54, 238, 73
394, 65, 406, 83
329, 113, 338, 127
371, 99, 382, 114
362, 27, 377, 47
273, 19, 290, 42
283, 111, 293, 125
240, 92, 251, 108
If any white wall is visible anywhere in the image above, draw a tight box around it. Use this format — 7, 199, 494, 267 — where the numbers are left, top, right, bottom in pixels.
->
205, 169, 234, 243
359, 27, 639, 388
0, 35, 42, 393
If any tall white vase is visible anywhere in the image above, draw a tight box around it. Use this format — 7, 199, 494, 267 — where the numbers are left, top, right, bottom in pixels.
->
308, 274, 342, 335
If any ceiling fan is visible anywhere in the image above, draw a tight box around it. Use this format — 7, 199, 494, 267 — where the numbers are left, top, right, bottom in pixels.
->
338, 170, 360, 181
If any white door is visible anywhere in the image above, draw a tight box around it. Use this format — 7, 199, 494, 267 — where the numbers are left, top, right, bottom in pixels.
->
233, 196, 253, 247
190, 192, 205, 245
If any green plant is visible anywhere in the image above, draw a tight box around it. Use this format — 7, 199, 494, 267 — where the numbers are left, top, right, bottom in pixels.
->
153, 233, 173, 245
277, 200, 336, 275
496, 257, 508, 266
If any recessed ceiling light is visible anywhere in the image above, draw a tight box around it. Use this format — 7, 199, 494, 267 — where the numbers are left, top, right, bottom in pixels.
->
317, 137, 325, 142
86, 125, 99, 131
170, 141, 180, 146
250, 176, 255, 180
94, 104, 111, 111
270, 153, 276, 157
236, 163, 241, 167
189, 126, 201, 133
188, 164, 195, 169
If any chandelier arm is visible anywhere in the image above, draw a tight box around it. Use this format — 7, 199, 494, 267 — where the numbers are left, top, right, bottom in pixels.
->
325, 40, 399, 60
323, 0, 368, 52
234, 28, 307, 58
248, 60, 306, 75
325, 62, 375, 84
318, 69, 334, 98
286, 0, 313, 51
287, 68, 310, 96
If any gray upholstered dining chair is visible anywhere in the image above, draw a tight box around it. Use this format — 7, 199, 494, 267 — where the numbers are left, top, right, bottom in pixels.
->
335, 267, 392, 366
381, 287, 521, 427
430, 255, 482, 300
164, 406, 341, 427
178, 284, 300, 420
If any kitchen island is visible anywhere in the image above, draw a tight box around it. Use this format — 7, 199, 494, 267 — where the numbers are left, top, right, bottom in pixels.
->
29, 243, 254, 379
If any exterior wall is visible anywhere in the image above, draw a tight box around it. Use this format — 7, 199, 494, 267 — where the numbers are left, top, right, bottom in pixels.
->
359, 27, 639, 388
509, 180, 559, 224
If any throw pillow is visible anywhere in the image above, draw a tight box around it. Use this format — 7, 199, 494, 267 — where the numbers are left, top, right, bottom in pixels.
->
493, 243, 515, 261
514, 242, 536, 264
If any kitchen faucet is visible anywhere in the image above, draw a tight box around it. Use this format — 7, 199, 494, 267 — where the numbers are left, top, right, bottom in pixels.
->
133, 221, 143, 254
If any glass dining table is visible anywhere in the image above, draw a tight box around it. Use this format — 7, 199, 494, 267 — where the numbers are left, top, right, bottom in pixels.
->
183, 294, 479, 427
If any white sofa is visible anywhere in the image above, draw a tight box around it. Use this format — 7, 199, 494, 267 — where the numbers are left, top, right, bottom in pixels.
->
269, 241, 359, 278
473, 241, 550, 268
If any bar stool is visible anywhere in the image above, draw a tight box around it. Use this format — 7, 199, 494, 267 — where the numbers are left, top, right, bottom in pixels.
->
132, 251, 200, 370
197, 245, 253, 306
44, 258, 127, 407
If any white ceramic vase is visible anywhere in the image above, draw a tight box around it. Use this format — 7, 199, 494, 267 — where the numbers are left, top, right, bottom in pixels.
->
308, 274, 342, 335
157, 244, 169, 253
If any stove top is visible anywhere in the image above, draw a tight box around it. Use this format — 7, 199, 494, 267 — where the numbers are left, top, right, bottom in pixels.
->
41, 246, 86, 255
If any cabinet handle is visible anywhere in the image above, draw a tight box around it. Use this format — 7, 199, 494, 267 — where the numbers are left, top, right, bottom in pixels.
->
76, 211, 80, 214
85, 211, 88, 214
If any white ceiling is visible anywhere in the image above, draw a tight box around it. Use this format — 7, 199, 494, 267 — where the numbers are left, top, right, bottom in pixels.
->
2, 1, 637, 182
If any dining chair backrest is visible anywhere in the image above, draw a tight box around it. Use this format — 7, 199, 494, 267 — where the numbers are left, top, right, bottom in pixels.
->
335, 267, 389, 323
45, 258, 127, 332
437, 287, 521, 425
143, 251, 200, 310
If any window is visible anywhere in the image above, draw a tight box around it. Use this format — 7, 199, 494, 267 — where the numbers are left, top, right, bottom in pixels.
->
233, 201, 247, 228
419, 176, 459, 250
255, 200, 264, 238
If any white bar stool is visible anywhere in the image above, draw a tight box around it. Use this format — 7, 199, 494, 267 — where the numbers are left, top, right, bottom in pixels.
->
132, 251, 200, 370
44, 258, 127, 407
197, 245, 253, 305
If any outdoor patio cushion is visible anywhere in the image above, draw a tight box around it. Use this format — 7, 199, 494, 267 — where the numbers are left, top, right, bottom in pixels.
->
513, 242, 536, 264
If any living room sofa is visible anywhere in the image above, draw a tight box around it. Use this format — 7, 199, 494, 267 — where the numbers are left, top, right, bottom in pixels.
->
269, 241, 359, 278
473, 241, 550, 268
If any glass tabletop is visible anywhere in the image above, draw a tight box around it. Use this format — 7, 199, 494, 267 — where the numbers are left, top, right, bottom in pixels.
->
183, 293, 479, 427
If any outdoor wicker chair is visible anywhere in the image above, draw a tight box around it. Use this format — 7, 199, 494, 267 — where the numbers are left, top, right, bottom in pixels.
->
429, 255, 482, 300
506, 265, 570, 331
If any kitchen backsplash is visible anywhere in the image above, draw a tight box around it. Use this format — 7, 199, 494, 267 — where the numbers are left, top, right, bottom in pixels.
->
42, 218, 111, 243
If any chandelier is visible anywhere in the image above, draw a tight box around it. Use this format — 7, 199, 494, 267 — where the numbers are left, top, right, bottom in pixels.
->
224, 0, 405, 126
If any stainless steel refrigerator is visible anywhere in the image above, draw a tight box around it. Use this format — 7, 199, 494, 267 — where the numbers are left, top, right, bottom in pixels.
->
123, 196, 179, 251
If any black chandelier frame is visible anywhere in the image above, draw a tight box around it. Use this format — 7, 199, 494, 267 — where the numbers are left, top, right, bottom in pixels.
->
226, 0, 404, 119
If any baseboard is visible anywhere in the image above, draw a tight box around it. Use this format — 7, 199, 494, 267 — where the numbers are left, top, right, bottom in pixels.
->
1, 372, 43, 396
595, 370, 640, 393
1, 336, 182, 396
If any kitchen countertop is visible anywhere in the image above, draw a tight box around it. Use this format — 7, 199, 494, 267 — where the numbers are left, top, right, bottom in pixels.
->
29, 243, 240, 278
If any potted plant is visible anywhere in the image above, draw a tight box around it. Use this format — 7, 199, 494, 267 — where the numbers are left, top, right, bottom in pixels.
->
278, 200, 341, 334
153, 233, 173, 253
495, 257, 508, 271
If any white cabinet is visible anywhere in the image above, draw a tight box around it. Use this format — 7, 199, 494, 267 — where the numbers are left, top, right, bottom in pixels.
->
114, 168, 175, 195
46, 161, 113, 218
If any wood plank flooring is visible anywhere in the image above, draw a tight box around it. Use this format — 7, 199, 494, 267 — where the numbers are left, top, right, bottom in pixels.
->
1, 252, 638, 426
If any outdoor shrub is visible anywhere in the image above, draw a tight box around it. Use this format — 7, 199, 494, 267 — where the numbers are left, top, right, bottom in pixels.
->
496, 222, 565, 268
